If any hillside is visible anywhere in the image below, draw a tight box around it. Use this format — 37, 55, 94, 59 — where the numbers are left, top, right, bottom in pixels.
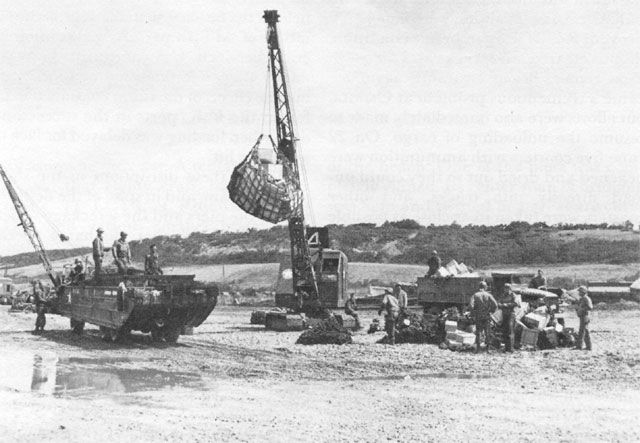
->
1, 220, 639, 271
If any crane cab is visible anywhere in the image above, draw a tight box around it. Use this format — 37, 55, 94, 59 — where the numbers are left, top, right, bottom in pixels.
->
275, 248, 348, 309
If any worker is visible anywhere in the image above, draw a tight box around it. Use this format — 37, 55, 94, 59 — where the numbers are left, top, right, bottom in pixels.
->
313, 245, 323, 281
529, 269, 547, 289
394, 283, 408, 316
144, 244, 163, 275
378, 290, 400, 345
294, 290, 306, 312
69, 258, 85, 284
469, 281, 498, 353
112, 231, 131, 275
92, 228, 110, 279
32, 280, 46, 334
498, 284, 521, 353
344, 292, 361, 329
427, 250, 441, 277
574, 286, 593, 351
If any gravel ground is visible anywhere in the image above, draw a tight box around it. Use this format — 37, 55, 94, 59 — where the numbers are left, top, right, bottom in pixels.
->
1, 304, 639, 442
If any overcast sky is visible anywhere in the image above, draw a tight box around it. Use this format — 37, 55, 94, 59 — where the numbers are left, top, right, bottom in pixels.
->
1, 1, 639, 256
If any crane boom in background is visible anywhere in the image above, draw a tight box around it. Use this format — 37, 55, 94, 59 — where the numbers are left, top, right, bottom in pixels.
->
0, 164, 58, 286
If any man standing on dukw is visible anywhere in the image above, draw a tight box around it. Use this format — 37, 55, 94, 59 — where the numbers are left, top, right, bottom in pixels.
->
92, 228, 110, 279
145, 244, 163, 275
112, 231, 131, 275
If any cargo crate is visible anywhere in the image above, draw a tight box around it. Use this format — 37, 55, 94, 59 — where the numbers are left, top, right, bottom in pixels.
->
445, 320, 457, 332
521, 327, 539, 349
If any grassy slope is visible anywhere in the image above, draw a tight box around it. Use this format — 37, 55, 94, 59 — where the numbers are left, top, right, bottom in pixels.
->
3, 223, 638, 289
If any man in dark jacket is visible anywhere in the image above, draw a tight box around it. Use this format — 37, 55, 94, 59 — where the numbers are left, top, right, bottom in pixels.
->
144, 244, 163, 275
470, 281, 498, 353
498, 284, 521, 352
32, 280, 46, 334
529, 269, 547, 289
427, 250, 442, 277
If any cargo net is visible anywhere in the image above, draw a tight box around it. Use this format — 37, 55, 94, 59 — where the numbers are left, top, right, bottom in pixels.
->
296, 316, 353, 345
227, 136, 303, 224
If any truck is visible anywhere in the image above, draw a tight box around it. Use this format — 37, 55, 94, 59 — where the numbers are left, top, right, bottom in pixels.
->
417, 274, 482, 315
0, 164, 218, 343
417, 271, 562, 316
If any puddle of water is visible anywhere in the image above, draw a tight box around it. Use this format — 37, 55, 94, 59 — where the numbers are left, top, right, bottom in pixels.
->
0, 350, 203, 398
54, 367, 204, 398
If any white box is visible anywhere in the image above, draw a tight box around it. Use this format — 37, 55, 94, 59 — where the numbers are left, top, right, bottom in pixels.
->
258, 148, 277, 164
491, 309, 503, 324
447, 331, 475, 345
445, 321, 458, 332
267, 163, 283, 180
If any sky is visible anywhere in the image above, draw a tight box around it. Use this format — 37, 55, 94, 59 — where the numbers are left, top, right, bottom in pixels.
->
1, 0, 639, 256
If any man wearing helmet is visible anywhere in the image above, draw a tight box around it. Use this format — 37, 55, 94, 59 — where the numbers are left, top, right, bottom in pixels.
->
470, 281, 498, 353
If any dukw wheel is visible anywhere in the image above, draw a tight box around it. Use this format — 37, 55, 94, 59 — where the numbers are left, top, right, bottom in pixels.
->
100, 327, 126, 343
164, 326, 181, 343
150, 327, 165, 343
70, 319, 85, 335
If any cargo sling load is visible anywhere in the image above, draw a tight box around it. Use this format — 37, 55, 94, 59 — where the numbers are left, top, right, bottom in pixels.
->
228, 10, 350, 319
228, 134, 303, 224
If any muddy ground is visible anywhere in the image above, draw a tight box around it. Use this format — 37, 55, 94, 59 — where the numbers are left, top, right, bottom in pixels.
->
1, 305, 640, 442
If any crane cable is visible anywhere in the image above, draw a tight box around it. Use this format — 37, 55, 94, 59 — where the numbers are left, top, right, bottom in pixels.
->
277, 26, 316, 226
6, 168, 77, 250
261, 56, 271, 135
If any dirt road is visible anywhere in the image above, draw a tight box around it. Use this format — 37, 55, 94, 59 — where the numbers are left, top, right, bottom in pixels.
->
1, 305, 639, 442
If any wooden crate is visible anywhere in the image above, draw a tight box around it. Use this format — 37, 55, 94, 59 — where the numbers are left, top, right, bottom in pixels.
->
521, 327, 539, 349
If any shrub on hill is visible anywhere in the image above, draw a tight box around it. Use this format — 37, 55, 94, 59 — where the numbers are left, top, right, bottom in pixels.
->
2, 221, 638, 269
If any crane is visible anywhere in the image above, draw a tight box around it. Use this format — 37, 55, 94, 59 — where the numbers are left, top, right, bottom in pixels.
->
0, 164, 58, 286
263, 10, 320, 306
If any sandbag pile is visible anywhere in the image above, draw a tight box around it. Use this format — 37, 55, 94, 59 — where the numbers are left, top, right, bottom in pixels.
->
250, 310, 267, 325
395, 312, 432, 344
296, 315, 353, 345
376, 312, 441, 344
227, 136, 303, 224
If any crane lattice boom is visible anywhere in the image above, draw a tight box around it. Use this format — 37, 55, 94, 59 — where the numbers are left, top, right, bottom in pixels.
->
263, 10, 319, 301
0, 165, 57, 286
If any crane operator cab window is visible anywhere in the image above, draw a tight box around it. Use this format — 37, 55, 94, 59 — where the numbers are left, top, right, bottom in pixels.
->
322, 258, 340, 275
